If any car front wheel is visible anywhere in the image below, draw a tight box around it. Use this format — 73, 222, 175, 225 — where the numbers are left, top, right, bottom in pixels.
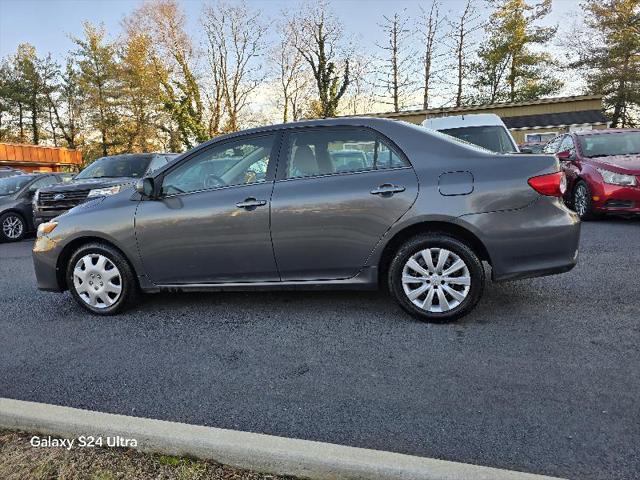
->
388, 234, 485, 322
573, 181, 598, 221
0, 212, 26, 242
66, 242, 139, 315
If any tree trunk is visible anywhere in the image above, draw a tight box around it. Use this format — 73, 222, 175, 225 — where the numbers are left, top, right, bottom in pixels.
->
18, 102, 24, 141
31, 92, 39, 144
392, 19, 399, 113
456, 24, 463, 107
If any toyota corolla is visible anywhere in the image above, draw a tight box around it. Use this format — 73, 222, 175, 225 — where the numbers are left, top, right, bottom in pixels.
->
33, 118, 580, 322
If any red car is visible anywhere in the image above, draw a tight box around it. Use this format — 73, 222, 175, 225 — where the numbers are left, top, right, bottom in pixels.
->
543, 129, 640, 220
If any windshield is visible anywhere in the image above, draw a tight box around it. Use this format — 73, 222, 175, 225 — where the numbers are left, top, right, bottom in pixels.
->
75, 155, 153, 179
439, 126, 518, 153
578, 131, 640, 158
0, 175, 34, 196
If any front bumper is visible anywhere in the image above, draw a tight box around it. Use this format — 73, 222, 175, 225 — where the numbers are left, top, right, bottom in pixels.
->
591, 182, 640, 215
32, 235, 65, 292
462, 197, 581, 282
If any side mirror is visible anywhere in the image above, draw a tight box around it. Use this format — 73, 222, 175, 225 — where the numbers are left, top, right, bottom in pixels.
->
135, 177, 155, 198
519, 147, 533, 154
556, 150, 572, 161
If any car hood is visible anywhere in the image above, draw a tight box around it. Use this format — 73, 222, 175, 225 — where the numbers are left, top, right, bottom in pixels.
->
38, 177, 137, 193
589, 155, 640, 175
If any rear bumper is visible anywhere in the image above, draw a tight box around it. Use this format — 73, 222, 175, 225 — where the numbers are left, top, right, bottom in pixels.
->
462, 197, 581, 282
591, 182, 640, 215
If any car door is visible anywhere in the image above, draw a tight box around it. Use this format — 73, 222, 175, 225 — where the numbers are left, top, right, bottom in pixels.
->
270, 126, 419, 281
135, 133, 280, 285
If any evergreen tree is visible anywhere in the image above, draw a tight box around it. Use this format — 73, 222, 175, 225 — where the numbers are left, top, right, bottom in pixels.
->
572, 0, 640, 127
473, 0, 562, 103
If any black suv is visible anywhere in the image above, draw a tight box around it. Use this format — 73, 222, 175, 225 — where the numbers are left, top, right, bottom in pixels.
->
34, 153, 178, 226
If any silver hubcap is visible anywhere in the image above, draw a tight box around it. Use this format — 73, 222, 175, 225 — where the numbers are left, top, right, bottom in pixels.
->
574, 185, 588, 216
73, 254, 122, 309
2, 215, 23, 239
402, 248, 471, 313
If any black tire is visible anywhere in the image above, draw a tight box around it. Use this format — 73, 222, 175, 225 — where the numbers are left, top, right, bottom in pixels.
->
0, 212, 26, 242
388, 234, 485, 323
66, 242, 139, 315
573, 180, 598, 221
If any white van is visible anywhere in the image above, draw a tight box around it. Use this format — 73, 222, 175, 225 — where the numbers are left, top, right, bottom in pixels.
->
422, 113, 519, 154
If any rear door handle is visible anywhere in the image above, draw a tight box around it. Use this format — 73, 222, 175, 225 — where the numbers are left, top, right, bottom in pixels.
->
370, 184, 406, 196
236, 198, 267, 209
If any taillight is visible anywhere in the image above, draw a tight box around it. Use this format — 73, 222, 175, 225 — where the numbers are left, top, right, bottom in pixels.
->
528, 171, 567, 197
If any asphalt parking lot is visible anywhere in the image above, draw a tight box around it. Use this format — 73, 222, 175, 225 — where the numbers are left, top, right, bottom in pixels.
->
1, 219, 639, 480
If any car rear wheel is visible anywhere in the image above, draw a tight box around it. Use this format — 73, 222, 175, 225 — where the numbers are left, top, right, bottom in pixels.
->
66, 242, 139, 315
388, 234, 485, 322
573, 181, 598, 221
0, 212, 26, 242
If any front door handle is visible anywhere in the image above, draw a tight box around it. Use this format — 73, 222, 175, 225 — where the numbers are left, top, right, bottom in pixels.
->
236, 198, 267, 209
370, 184, 406, 196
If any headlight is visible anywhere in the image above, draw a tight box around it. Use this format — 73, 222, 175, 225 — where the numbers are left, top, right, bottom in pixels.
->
37, 221, 58, 237
596, 168, 637, 186
32, 189, 40, 207
87, 185, 123, 198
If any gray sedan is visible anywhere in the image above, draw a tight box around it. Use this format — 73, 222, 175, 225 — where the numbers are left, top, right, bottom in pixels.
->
33, 118, 580, 322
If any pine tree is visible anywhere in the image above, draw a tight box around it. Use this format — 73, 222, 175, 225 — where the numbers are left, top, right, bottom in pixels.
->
473, 0, 562, 103
572, 0, 640, 127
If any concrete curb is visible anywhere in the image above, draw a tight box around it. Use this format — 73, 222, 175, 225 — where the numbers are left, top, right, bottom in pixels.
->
0, 398, 565, 480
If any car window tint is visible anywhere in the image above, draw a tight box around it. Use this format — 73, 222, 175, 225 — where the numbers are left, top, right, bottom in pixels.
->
578, 131, 640, 157
543, 136, 561, 154
147, 155, 168, 173
162, 135, 275, 195
285, 128, 408, 179
560, 136, 575, 153
30, 176, 59, 190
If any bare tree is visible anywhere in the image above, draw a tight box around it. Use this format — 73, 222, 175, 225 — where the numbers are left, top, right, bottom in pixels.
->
448, 0, 483, 107
418, 1, 445, 109
270, 20, 310, 123
289, 1, 350, 118
343, 54, 376, 115
376, 10, 414, 113
203, 1, 266, 133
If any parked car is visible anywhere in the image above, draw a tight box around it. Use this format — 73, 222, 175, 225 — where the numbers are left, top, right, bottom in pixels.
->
422, 113, 519, 154
33, 153, 178, 227
330, 149, 371, 172
33, 118, 579, 321
0, 166, 24, 178
518, 141, 546, 154
0, 173, 66, 242
543, 129, 640, 220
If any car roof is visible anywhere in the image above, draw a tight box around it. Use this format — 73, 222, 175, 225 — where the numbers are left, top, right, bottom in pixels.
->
574, 129, 640, 136
95, 153, 178, 160
3, 173, 38, 180
196, 117, 401, 147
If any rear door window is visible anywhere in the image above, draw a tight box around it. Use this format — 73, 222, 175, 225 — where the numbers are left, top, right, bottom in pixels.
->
284, 128, 408, 180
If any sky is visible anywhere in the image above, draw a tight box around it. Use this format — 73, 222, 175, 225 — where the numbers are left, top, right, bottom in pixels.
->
0, 0, 585, 112
0, 0, 582, 60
